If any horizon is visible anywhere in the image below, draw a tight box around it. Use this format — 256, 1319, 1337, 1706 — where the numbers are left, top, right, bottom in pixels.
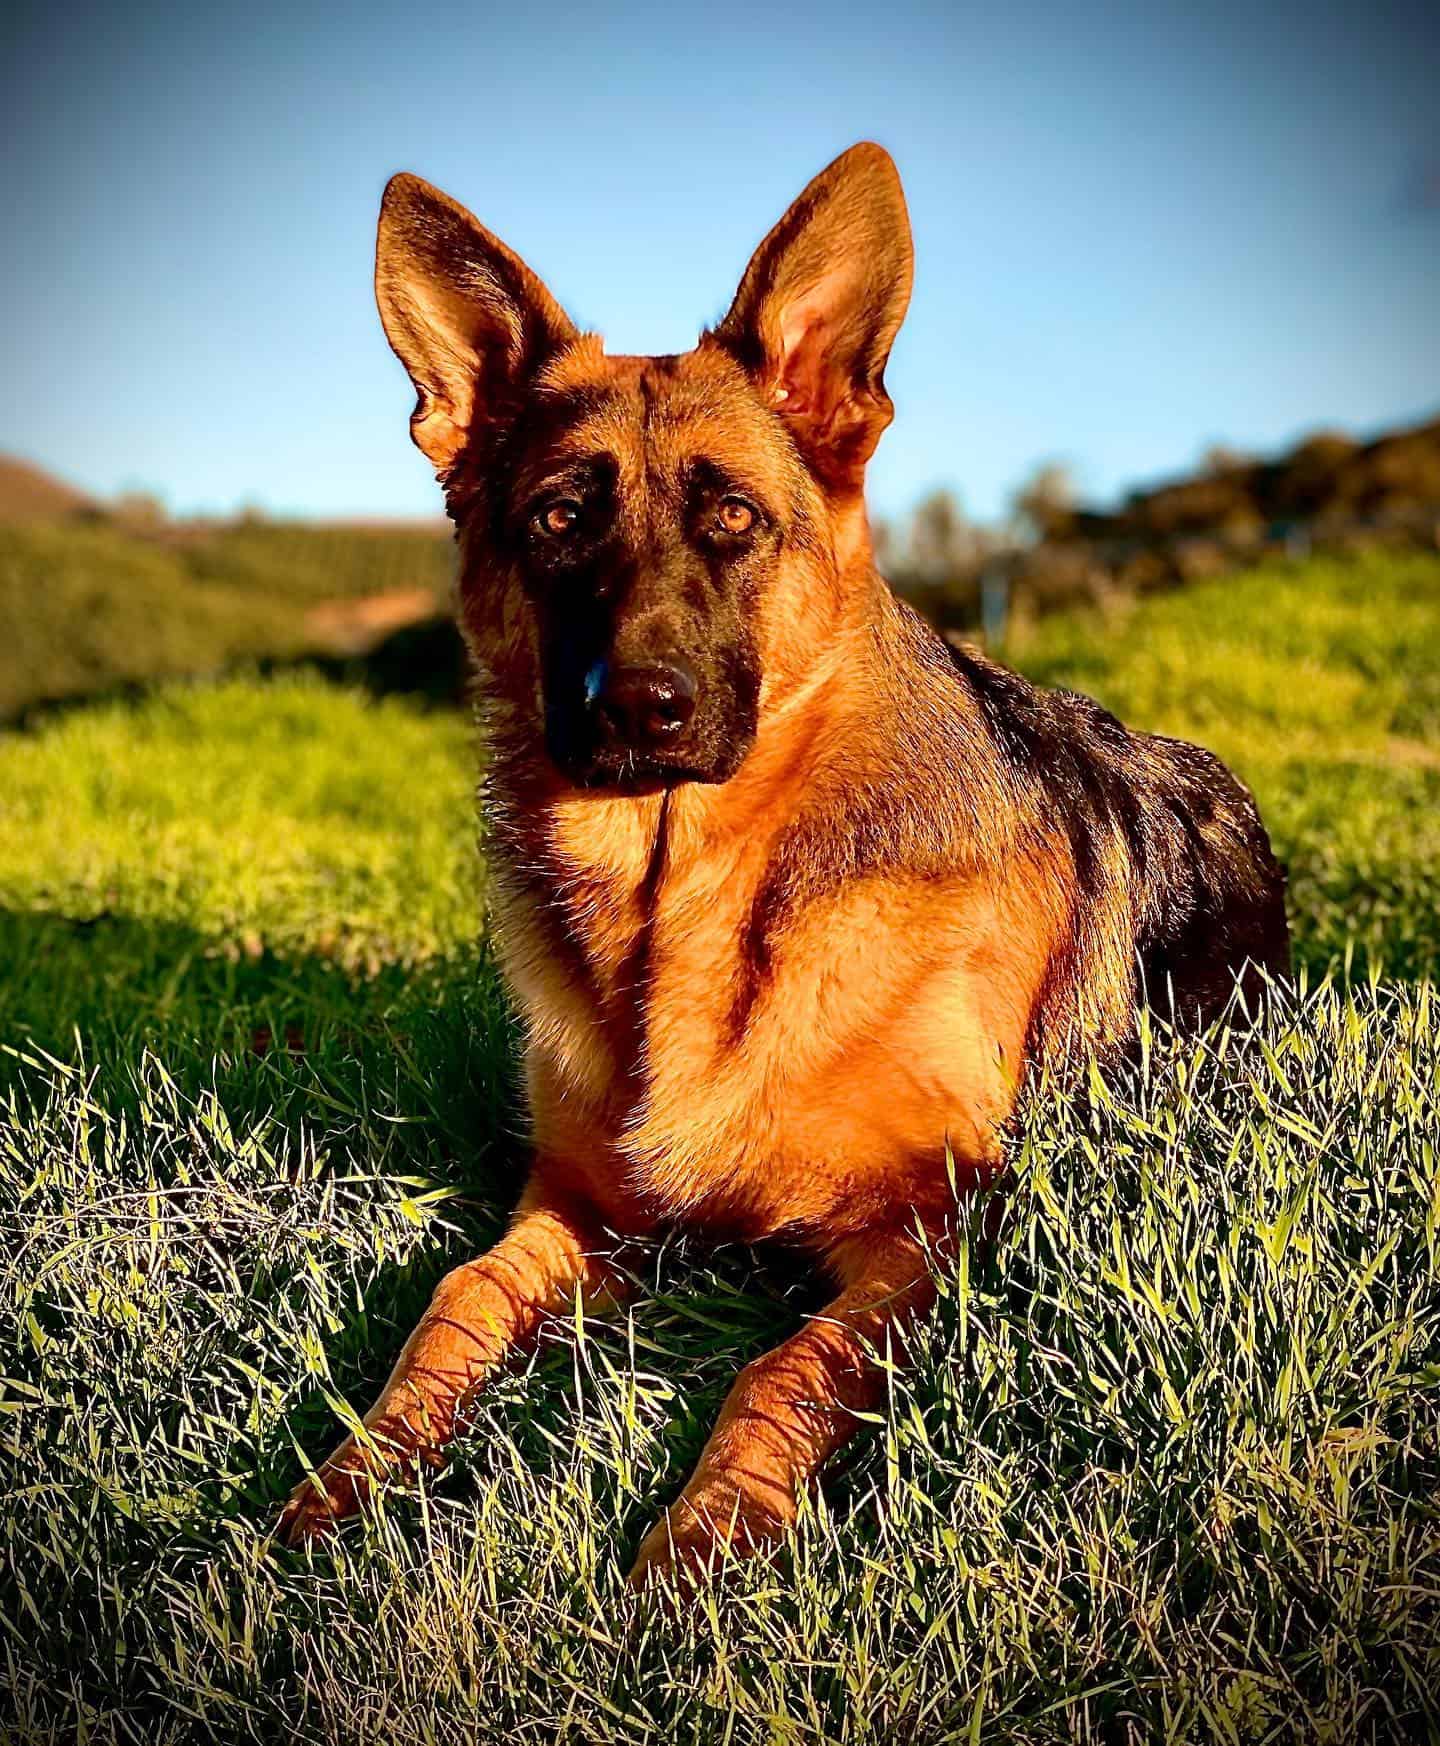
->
8, 395, 1440, 531
5, 0, 1439, 526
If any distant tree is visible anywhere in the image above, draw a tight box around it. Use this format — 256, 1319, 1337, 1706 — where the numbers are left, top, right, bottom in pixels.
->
870, 514, 897, 575
1012, 462, 1076, 543
1202, 444, 1252, 477
907, 488, 985, 583
110, 491, 168, 534
878, 487, 1002, 630
909, 488, 957, 579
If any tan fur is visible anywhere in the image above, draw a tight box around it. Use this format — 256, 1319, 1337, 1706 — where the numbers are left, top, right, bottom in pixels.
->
280, 144, 1288, 1585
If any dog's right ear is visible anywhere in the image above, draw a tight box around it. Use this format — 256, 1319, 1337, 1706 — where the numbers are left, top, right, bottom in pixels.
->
375, 174, 579, 477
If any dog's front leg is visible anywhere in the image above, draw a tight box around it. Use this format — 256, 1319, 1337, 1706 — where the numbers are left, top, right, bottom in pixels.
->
627, 1230, 938, 1588
280, 1181, 623, 1545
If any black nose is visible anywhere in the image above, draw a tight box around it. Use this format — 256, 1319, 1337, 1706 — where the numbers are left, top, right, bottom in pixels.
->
588, 660, 698, 749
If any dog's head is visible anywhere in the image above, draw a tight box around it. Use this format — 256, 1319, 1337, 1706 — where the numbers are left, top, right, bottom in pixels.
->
375, 144, 912, 792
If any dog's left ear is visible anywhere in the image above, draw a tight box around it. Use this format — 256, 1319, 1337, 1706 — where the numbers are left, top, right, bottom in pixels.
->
713, 142, 913, 491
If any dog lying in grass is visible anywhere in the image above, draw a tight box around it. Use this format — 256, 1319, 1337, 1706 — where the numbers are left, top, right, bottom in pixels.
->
280, 142, 1289, 1584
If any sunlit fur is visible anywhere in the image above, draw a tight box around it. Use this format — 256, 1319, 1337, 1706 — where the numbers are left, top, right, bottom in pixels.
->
281, 144, 1288, 1584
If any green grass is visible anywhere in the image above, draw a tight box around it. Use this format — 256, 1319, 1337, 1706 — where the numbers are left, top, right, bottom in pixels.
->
1, 550, 1438, 1743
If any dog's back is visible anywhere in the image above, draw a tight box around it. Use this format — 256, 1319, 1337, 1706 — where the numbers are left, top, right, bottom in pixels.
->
939, 622, 1288, 1049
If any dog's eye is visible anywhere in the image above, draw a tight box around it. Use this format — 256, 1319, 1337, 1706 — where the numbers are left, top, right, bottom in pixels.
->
717, 497, 756, 536
535, 500, 582, 539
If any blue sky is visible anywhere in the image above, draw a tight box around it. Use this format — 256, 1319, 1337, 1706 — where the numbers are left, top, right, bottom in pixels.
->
5, 0, 1438, 525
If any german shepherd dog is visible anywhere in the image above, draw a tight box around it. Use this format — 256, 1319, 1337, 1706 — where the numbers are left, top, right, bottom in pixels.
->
281, 144, 1288, 1582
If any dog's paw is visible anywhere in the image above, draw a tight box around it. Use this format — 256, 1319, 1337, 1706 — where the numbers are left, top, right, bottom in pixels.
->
276, 1446, 373, 1546
626, 1480, 789, 1594
626, 1505, 716, 1594
276, 1423, 447, 1547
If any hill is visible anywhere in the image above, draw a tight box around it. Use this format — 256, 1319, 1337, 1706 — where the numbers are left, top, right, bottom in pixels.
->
0, 515, 458, 722
0, 453, 95, 521
1032, 413, 1440, 596
1069, 413, 1440, 545
887, 413, 1440, 628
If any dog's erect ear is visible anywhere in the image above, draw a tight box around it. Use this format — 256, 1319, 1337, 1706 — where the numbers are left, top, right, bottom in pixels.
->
713, 143, 913, 490
375, 174, 579, 476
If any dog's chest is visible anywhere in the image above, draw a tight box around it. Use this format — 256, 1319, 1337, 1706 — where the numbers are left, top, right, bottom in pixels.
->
520, 842, 755, 1097
497, 831, 1024, 1242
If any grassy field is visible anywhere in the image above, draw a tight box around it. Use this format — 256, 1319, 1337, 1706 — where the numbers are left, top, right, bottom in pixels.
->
1, 550, 1437, 1743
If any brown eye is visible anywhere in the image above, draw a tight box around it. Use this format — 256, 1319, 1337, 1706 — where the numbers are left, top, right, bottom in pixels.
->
538, 500, 581, 538
718, 497, 755, 535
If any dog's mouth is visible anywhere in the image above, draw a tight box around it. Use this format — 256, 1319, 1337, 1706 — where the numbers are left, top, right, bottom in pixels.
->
568, 746, 747, 793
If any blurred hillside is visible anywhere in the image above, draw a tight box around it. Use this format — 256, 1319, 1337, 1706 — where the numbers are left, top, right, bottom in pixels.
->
883, 413, 1440, 633
0, 475, 459, 722
3, 412, 1437, 723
